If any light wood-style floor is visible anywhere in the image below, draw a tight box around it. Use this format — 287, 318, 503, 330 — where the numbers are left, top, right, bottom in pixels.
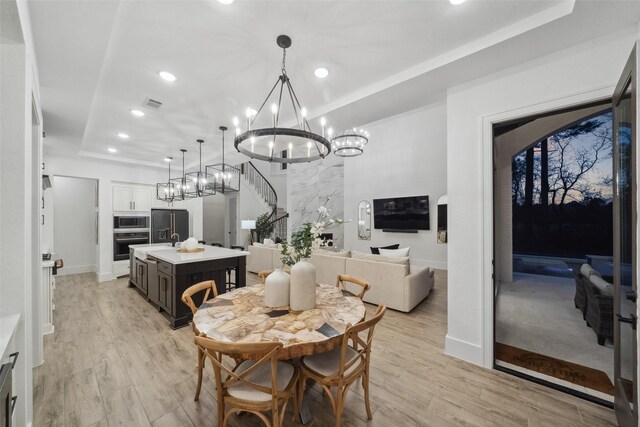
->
34, 271, 617, 426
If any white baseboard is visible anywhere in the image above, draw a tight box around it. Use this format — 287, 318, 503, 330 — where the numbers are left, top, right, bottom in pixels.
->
97, 272, 115, 282
445, 334, 485, 367
56, 265, 96, 276
42, 324, 54, 335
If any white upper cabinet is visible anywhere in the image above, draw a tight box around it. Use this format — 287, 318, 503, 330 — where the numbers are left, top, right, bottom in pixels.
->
113, 186, 134, 211
113, 184, 154, 212
132, 187, 152, 212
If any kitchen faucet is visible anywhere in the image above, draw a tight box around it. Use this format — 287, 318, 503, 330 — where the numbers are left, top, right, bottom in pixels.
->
170, 233, 180, 247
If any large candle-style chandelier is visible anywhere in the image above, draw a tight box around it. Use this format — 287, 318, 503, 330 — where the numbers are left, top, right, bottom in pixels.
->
233, 35, 332, 164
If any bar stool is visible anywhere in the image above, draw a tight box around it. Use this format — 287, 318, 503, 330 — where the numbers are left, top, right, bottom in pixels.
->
226, 246, 245, 291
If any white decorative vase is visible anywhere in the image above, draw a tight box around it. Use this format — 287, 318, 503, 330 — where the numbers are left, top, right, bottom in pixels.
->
264, 268, 290, 308
290, 258, 317, 311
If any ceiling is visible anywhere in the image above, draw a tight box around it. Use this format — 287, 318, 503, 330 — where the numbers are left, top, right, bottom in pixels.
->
30, 0, 640, 170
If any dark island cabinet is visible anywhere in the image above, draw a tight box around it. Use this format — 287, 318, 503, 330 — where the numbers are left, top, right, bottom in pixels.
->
146, 257, 159, 308
129, 249, 246, 329
158, 270, 173, 313
128, 248, 148, 295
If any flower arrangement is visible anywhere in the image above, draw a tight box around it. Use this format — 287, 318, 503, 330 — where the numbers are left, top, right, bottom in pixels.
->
280, 199, 344, 266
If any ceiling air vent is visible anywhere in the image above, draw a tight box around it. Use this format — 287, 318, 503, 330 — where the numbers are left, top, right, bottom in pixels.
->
143, 98, 163, 109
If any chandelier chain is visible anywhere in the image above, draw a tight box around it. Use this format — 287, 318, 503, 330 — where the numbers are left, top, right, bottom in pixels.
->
281, 47, 287, 75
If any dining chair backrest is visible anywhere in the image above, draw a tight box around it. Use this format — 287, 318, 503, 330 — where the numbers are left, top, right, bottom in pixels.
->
181, 280, 218, 334
211, 243, 223, 247
336, 274, 371, 300
258, 270, 273, 284
337, 305, 386, 379
194, 336, 284, 399
259, 267, 291, 284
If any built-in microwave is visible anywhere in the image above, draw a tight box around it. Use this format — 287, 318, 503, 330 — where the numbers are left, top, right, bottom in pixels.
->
113, 216, 149, 229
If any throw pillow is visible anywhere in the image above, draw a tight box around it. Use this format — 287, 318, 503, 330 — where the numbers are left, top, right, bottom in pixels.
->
379, 247, 410, 258
590, 275, 613, 297
370, 244, 399, 255
263, 238, 275, 245
253, 242, 264, 247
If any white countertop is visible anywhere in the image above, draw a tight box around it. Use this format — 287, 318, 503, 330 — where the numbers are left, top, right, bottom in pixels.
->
0, 313, 20, 361
132, 244, 248, 265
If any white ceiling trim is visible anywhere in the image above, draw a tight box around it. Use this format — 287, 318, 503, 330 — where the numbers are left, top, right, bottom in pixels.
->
307, 0, 575, 122
79, 150, 166, 169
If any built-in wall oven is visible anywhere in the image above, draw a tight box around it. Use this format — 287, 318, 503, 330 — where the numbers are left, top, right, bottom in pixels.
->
113, 215, 149, 229
113, 232, 149, 261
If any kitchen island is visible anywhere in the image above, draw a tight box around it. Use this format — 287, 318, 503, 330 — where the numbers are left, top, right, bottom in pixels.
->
128, 243, 248, 328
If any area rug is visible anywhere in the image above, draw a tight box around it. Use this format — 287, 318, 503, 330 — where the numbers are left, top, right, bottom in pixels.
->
495, 343, 614, 395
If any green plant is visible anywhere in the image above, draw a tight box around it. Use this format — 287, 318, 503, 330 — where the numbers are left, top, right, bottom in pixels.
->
255, 212, 275, 242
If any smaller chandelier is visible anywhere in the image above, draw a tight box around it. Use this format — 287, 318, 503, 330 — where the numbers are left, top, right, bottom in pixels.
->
206, 126, 240, 193
184, 139, 216, 198
331, 128, 369, 157
234, 35, 332, 164
170, 149, 197, 200
156, 157, 176, 202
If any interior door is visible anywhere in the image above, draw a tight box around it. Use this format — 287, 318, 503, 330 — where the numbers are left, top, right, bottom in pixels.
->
613, 44, 638, 427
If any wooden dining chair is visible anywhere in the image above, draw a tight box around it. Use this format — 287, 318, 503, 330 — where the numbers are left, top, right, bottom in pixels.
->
259, 267, 291, 284
335, 274, 371, 300
258, 270, 273, 284
297, 305, 387, 427
181, 280, 218, 401
194, 336, 299, 427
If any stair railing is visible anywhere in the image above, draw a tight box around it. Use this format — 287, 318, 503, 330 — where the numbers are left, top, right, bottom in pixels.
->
269, 213, 289, 241
240, 162, 278, 221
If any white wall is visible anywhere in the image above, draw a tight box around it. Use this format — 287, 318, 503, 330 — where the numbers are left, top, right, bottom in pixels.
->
53, 176, 98, 275
0, 0, 41, 423
44, 153, 165, 281
446, 27, 638, 367
343, 102, 448, 269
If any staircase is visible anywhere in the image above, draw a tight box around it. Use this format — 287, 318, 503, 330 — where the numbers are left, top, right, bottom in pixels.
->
240, 162, 288, 241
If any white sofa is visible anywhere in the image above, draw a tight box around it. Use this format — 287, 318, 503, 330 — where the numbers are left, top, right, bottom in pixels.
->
344, 256, 434, 313
247, 244, 280, 273
247, 245, 435, 312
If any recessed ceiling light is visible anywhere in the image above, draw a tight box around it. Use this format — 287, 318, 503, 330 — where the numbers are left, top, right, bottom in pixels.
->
450, 0, 466, 4
314, 67, 330, 79
217, 0, 234, 4
108, 148, 118, 153
117, 132, 129, 139
158, 71, 177, 82
130, 109, 145, 117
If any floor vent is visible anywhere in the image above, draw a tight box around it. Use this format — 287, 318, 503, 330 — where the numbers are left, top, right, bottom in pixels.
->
143, 98, 163, 109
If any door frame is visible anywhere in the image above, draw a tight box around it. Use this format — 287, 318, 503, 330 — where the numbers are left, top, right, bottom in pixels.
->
480, 86, 617, 368
612, 44, 638, 426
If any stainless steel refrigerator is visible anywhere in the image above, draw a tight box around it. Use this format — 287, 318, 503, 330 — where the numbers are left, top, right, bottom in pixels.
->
150, 209, 189, 243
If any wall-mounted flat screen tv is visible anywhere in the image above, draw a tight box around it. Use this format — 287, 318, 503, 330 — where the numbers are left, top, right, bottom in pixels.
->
373, 195, 430, 230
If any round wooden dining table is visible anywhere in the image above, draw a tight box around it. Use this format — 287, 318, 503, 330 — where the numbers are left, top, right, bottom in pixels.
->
192, 283, 366, 360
